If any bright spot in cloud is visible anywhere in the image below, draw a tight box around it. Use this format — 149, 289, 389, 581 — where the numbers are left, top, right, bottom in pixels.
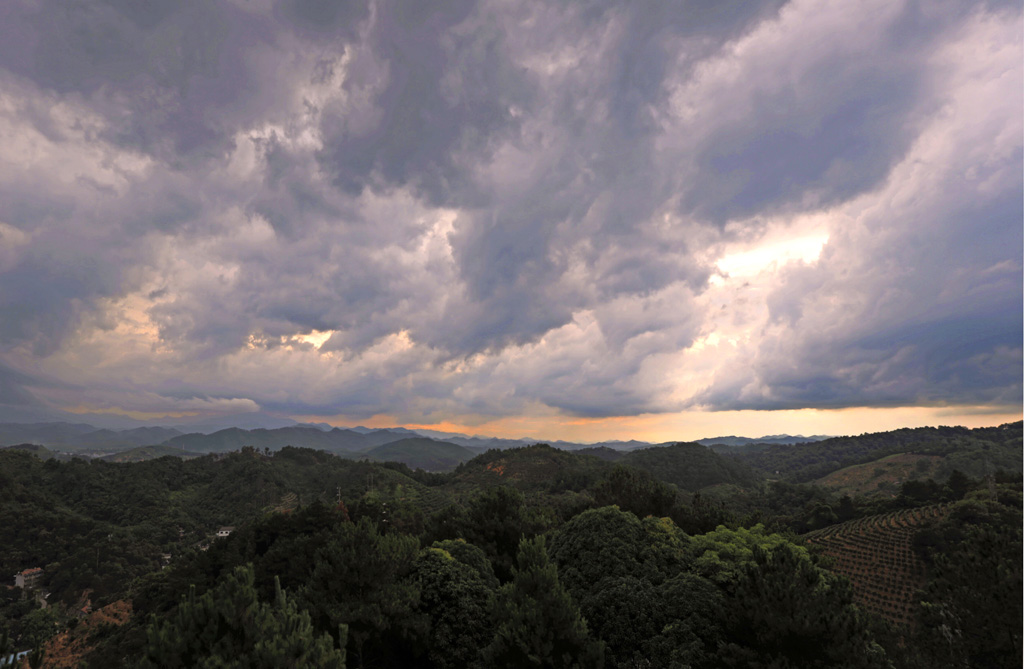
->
295, 330, 336, 350
716, 233, 829, 278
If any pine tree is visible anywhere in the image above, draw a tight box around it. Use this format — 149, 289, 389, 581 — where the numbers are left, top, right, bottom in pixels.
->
482, 535, 604, 668
299, 517, 420, 665
142, 564, 346, 668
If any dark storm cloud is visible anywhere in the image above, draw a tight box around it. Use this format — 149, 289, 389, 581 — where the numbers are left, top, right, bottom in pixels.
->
0, 362, 48, 407
0, 0, 1020, 421
316, 0, 530, 201
0, 0, 244, 160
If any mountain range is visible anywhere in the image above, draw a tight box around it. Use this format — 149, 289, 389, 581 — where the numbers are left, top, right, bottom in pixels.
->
0, 420, 836, 472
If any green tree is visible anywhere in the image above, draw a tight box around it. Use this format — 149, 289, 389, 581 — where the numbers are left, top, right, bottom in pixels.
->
413, 546, 495, 668
300, 518, 420, 666
549, 507, 722, 668
944, 469, 970, 501
27, 645, 45, 669
14, 607, 59, 651
547, 506, 650, 597
686, 524, 803, 588
431, 538, 499, 589
142, 564, 345, 668
592, 465, 677, 519
912, 499, 1022, 668
719, 543, 888, 668
439, 486, 548, 581
482, 536, 604, 668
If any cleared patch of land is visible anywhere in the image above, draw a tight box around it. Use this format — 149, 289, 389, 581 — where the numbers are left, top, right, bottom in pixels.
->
813, 453, 943, 497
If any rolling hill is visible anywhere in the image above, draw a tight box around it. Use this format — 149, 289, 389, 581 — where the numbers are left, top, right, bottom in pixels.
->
99, 445, 206, 462
732, 422, 1023, 483
159, 426, 413, 454
450, 444, 611, 494
620, 442, 761, 491
359, 438, 476, 471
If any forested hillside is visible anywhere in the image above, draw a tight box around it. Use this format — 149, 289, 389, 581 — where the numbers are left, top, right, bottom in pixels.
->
731, 422, 1022, 483
0, 424, 1020, 668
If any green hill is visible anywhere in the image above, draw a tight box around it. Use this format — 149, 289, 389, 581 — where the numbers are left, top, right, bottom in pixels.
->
451, 444, 611, 494
1, 442, 57, 458
360, 438, 476, 471
159, 426, 414, 454
100, 445, 205, 462
735, 422, 1023, 483
620, 442, 761, 491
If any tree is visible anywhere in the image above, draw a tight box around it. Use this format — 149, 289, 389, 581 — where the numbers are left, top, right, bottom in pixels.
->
547, 506, 650, 597
686, 524, 803, 588
592, 465, 677, 519
436, 486, 548, 581
431, 538, 499, 589
299, 518, 420, 667
912, 499, 1023, 668
549, 507, 723, 668
944, 469, 970, 501
719, 543, 888, 668
142, 564, 345, 668
413, 546, 495, 668
482, 536, 604, 668
27, 645, 45, 669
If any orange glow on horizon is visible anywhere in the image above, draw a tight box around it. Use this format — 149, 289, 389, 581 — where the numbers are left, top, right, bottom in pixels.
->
292, 405, 1022, 444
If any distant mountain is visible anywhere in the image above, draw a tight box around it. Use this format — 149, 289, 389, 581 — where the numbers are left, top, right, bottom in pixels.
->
294, 422, 334, 431
346, 425, 422, 437
555, 439, 655, 451
0, 421, 836, 457
158, 426, 420, 454
162, 427, 350, 453
357, 429, 421, 448
0, 422, 184, 450
100, 445, 205, 462
573, 446, 626, 461
0, 422, 98, 447
360, 438, 476, 471
696, 434, 831, 447
441, 436, 535, 450
112, 426, 185, 444
165, 412, 300, 433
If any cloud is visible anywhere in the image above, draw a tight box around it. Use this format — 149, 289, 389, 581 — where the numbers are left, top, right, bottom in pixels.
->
0, 0, 1019, 426
694, 7, 1023, 410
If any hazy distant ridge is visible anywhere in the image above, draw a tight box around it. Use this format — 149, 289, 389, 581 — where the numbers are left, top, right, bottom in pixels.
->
0, 421, 831, 455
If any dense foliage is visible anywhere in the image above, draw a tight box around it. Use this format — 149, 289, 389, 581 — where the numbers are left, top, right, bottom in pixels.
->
0, 424, 1020, 668
732, 422, 1022, 484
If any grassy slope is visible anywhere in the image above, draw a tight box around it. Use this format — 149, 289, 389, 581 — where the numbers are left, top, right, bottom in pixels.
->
812, 453, 944, 497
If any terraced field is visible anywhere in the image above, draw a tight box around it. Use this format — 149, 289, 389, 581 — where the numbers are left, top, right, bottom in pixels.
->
804, 504, 949, 627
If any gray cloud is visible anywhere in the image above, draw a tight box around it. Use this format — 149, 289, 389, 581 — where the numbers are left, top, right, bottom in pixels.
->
0, 0, 1020, 423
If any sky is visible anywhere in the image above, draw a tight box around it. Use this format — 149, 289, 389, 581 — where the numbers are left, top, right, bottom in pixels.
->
0, 0, 1021, 442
